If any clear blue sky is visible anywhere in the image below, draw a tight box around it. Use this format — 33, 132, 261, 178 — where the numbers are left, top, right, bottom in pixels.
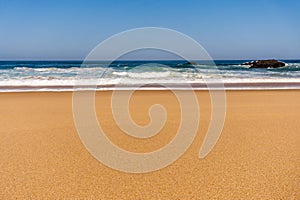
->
0, 0, 299, 60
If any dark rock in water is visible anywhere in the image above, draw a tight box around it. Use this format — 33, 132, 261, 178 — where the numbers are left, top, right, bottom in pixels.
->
182, 61, 197, 66
241, 59, 286, 68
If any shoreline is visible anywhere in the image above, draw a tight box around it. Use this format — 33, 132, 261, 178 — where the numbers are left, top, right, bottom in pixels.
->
1, 81, 300, 92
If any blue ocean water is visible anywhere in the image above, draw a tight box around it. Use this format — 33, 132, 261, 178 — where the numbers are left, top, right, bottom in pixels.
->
0, 60, 299, 91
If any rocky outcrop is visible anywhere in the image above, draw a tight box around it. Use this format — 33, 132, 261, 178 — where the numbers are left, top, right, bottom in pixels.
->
241, 59, 286, 68
182, 61, 197, 66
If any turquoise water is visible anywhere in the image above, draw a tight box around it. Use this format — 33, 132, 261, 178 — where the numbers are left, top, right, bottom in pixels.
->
0, 60, 299, 91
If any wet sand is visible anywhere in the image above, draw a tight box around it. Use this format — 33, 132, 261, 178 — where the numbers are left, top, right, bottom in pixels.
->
0, 90, 299, 199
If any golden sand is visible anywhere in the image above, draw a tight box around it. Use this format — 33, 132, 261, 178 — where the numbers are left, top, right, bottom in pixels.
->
0, 90, 299, 199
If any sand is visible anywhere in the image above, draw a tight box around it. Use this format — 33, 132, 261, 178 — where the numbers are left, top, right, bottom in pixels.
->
0, 90, 299, 199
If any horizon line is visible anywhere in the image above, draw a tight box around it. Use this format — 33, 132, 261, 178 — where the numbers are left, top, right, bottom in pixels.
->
0, 58, 300, 61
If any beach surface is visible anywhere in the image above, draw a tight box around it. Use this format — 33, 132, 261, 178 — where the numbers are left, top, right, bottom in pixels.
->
0, 90, 299, 199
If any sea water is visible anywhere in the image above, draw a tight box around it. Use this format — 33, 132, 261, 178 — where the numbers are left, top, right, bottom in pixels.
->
0, 60, 299, 92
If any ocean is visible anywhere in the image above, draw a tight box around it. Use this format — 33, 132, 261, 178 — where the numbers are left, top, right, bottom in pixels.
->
0, 60, 299, 92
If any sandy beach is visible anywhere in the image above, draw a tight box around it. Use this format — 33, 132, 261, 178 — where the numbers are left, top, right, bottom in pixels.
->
0, 90, 299, 199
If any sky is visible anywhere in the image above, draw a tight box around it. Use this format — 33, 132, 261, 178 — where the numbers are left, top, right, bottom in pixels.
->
0, 0, 299, 60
